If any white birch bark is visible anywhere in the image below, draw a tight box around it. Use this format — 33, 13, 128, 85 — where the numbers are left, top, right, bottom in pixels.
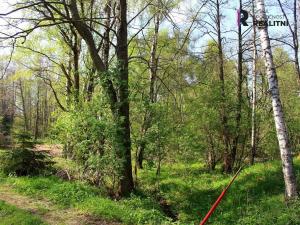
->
256, 0, 298, 199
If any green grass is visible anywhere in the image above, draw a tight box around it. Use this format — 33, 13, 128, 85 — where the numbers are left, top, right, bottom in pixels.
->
0, 200, 46, 225
1, 159, 300, 224
139, 160, 300, 224
0, 175, 171, 224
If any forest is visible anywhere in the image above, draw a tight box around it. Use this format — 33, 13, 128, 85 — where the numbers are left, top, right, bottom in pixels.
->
0, 0, 300, 224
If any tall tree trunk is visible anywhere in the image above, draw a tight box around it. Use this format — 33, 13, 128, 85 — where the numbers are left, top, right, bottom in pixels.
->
34, 83, 40, 140
103, 1, 111, 70
19, 80, 29, 132
293, 0, 300, 88
43, 87, 48, 137
256, 0, 298, 199
86, 69, 95, 102
85, 0, 111, 102
61, 55, 73, 107
115, 0, 134, 196
137, 13, 160, 169
250, 0, 257, 165
231, 0, 243, 170
207, 130, 217, 170
216, 0, 231, 173
29, 89, 32, 130
73, 32, 81, 103
69, 0, 134, 196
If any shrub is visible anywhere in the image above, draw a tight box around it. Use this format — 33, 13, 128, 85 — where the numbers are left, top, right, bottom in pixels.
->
52, 94, 123, 192
0, 148, 54, 176
0, 132, 54, 176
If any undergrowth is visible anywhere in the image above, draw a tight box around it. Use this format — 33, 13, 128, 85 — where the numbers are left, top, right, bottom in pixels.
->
0, 175, 171, 224
139, 159, 300, 225
1, 158, 300, 224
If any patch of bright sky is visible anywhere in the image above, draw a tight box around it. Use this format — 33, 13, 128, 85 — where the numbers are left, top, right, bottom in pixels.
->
165, 0, 292, 58
0, 0, 294, 58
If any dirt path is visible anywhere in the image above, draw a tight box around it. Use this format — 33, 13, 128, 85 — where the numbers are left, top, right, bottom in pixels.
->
0, 185, 120, 225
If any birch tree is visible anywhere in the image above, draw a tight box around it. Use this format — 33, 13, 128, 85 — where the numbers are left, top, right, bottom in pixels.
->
256, 0, 298, 199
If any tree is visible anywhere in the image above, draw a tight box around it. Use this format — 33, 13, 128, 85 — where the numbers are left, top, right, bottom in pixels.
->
69, 0, 134, 196
215, 0, 231, 173
276, 0, 300, 89
136, 3, 161, 169
231, 0, 244, 171
250, 0, 258, 165
255, 0, 298, 199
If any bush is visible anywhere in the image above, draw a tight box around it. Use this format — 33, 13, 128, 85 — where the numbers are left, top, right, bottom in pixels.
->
52, 94, 123, 191
0, 132, 54, 176
0, 148, 54, 176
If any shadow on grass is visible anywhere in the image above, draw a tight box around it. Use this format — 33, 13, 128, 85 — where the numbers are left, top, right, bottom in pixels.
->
149, 161, 300, 224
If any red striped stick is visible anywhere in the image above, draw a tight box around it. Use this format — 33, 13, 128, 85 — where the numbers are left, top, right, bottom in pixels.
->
199, 167, 243, 225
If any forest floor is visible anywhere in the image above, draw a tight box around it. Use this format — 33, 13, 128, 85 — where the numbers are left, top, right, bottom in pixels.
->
0, 184, 119, 225
1, 146, 300, 224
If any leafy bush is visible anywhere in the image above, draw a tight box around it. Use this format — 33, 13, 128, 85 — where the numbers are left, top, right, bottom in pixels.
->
52, 94, 123, 191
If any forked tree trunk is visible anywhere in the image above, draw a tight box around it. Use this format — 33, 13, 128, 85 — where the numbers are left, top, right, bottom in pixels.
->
256, 0, 298, 199
69, 0, 134, 196
137, 13, 160, 169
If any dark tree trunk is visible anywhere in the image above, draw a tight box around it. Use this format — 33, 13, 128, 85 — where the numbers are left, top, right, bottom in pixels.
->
231, 0, 244, 170
86, 69, 95, 102
115, 0, 134, 196
137, 141, 146, 169
19, 80, 29, 132
215, 0, 231, 173
73, 32, 81, 103
34, 83, 40, 140
69, 0, 134, 196
103, 1, 111, 70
